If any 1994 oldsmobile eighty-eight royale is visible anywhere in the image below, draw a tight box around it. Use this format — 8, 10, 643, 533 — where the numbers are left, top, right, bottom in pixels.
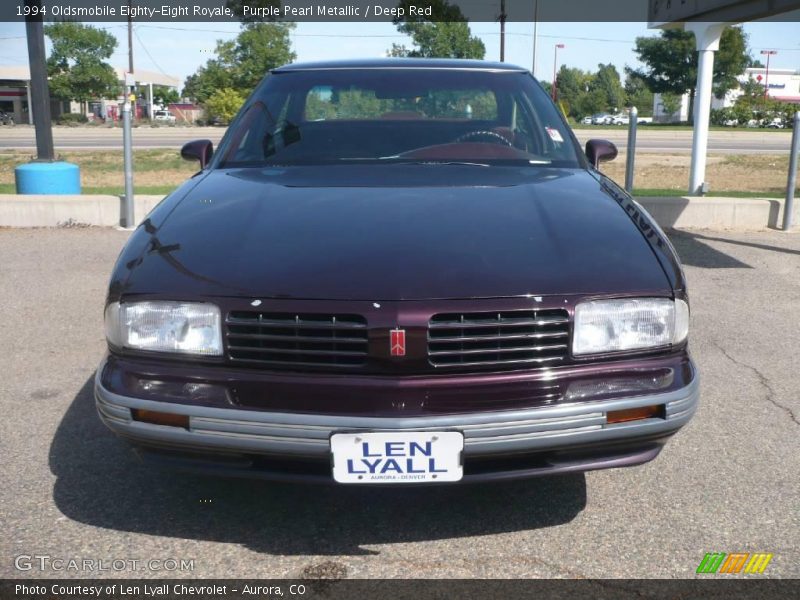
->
96, 59, 698, 484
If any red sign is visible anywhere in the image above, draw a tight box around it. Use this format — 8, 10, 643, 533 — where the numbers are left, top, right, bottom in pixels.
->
390, 329, 406, 357
756, 74, 763, 82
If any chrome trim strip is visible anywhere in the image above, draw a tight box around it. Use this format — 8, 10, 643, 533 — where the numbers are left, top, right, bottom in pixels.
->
95, 366, 699, 457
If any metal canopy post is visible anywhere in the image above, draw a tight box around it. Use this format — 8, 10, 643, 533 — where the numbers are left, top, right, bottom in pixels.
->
686, 22, 725, 197
783, 111, 800, 231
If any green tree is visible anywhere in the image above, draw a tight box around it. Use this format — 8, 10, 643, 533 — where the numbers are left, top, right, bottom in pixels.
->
183, 23, 295, 103
153, 85, 180, 107
204, 88, 245, 124
390, 0, 485, 59
591, 63, 625, 114
629, 26, 751, 123
579, 88, 608, 117
624, 73, 654, 117
44, 22, 120, 110
659, 93, 682, 121
738, 76, 765, 102
183, 60, 235, 105
554, 65, 628, 119
553, 66, 590, 115
217, 22, 296, 92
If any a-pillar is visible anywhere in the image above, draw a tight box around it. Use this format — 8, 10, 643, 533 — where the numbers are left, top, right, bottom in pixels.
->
686, 22, 726, 196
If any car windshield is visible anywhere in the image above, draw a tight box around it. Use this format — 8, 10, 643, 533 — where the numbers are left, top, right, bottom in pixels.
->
218, 68, 581, 168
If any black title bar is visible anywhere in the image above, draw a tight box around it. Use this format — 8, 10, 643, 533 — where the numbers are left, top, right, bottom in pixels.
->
3, 0, 798, 23
3, 579, 799, 600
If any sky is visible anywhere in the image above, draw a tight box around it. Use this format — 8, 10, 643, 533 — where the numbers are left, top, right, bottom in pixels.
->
1, 19, 799, 90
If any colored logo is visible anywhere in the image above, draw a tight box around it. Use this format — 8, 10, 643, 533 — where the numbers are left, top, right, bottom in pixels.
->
390, 328, 406, 356
696, 552, 773, 574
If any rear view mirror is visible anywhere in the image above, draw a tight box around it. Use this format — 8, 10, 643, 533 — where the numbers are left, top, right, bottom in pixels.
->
181, 139, 214, 169
585, 139, 618, 169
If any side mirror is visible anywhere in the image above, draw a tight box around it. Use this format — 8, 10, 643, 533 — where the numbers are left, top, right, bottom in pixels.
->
181, 139, 214, 169
585, 139, 618, 169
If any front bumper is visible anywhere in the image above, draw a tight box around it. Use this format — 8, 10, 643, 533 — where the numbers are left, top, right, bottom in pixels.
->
95, 363, 699, 483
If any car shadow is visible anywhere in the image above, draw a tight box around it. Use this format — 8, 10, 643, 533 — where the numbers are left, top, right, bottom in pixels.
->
50, 377, 587, 556
666, 230, 752, 269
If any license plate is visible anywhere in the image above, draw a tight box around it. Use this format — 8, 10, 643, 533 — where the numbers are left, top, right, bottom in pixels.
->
331, 431, 464, 484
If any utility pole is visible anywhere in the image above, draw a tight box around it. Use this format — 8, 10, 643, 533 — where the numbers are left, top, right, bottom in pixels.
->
16, 0, 80, 194
499, 0, 507, 62
531, 0, 538, 77
127, 1, 135, 120
24, 0, 54, 161
127, 3, 134, 77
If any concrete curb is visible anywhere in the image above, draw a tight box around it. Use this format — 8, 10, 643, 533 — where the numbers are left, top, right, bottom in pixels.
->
0, 194, 164, 228
637, 196, 790, 231
0, 194, 794, 231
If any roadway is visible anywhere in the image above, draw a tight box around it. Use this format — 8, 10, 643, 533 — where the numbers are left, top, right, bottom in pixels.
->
0, 125, 793, 154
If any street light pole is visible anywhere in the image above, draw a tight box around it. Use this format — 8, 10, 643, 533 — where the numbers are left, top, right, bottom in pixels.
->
551, 43, 564, 102
760, 50, 777, 102
531, 0, 538, 77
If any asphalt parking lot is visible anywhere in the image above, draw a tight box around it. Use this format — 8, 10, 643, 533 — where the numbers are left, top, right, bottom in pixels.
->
0, 227, 798, 579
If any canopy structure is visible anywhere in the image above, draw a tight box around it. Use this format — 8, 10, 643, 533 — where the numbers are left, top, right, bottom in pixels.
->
648, 0, 800, 195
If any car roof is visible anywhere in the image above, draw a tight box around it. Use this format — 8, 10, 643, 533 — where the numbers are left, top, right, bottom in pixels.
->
272, 58, 529, 73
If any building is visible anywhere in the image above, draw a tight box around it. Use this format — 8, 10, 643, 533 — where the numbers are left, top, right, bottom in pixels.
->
0, 65, 180, 124
653, 67, 800, 122
653, 93, 691, 123
714, 67, 800, 108
167, 102, 204, 123
0, 65, 34, 124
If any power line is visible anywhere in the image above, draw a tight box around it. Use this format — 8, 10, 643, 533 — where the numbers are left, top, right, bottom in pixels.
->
136, 24, 242, 35
126, 25, 638, 45
133, 26, 170, 77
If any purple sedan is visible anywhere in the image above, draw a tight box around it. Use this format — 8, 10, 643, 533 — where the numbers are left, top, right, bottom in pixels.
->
96, 59, 698, 484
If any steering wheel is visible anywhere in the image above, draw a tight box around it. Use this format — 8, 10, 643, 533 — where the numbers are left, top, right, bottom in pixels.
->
454, 130, 513, 146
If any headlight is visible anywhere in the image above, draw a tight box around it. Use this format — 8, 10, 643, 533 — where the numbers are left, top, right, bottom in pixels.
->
573, 298, 689, 356
105, 301, 222, 356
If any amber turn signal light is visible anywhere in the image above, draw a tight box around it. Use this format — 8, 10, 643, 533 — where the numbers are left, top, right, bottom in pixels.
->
606, 404, 664, 424
131, 409, 190, 429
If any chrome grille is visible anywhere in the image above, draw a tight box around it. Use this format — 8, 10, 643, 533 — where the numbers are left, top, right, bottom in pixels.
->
226, 312, 368, 369
428, 310, 570, 369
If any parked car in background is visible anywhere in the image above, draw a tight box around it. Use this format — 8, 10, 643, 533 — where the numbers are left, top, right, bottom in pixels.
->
97, 59, 698, 485
153, 110, 176, 123
765, 117, 785, 129
591, 113, 613, 125
0, 110, 14, 125
611, 114, 630, 126
636, 116, 653, 125
581, 116, 593, 125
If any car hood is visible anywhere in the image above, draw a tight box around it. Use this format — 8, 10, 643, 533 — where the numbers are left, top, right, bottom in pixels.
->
120, 166, 671, 300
